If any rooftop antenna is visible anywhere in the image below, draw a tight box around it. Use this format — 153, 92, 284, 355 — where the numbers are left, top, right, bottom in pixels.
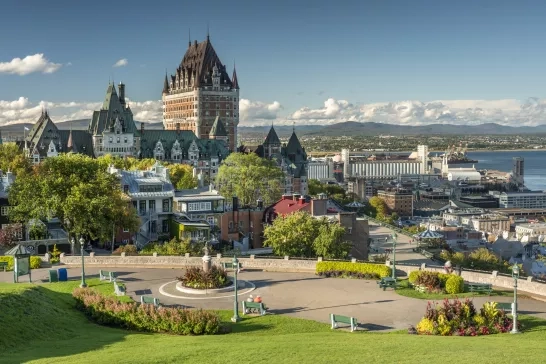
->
293, 120, 295, 133
207, 22, 210, 41
188, 28, 191, 47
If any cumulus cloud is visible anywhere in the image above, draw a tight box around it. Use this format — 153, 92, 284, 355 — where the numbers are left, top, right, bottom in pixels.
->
0, 54, 62, 75
239, 99, 283, 124
113, 59, 128, 67
4, 95, 546, 129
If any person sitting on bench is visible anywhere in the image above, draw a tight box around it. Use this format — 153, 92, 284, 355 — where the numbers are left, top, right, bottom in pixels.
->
253, 295, 262, 303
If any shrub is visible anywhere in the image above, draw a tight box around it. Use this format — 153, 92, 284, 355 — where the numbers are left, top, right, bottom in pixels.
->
408, 270, 420, 284
178, 266, 230, 289
112, 244, 138, 256
140, 237, 203, 256
73, 288, 221, 335
0, 256, 41, 271
412, 298, 520, 336
316, 261, 391, 279
445, 275, 465, 294
50, 244, 61, 264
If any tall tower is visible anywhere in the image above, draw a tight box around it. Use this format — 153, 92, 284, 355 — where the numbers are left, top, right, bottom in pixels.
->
512, 157, 524, 187
162, 36, 240, 151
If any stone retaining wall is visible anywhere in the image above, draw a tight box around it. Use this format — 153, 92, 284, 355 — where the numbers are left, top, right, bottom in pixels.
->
59, 254, 317, 273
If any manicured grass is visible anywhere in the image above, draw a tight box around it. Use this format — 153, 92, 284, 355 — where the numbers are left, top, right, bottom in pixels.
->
394, 279, 517, 300
1, 281, 546, 363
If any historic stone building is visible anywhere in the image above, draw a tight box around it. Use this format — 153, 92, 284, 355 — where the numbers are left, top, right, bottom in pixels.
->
162, 35, 240, 152
24, 82, 230, 180
239, 125, 308, 196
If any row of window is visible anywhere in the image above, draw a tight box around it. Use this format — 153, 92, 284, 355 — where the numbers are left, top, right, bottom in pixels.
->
188, 202, 212, 212
164, 96, 238, 104
1, 206, 10, 216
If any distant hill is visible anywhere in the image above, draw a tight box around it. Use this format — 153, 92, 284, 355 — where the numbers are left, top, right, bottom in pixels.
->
238, 125, 323, 138
304, 121, 546, 136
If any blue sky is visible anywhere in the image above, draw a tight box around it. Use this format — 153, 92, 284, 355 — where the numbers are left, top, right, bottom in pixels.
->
2, 0, 546, 126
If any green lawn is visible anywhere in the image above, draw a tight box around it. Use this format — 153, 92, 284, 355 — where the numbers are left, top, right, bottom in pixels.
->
1, 280, 546, 363
394, 279, 518, 300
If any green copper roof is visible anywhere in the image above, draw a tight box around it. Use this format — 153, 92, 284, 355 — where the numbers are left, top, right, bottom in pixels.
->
209, 116, 227, 137
264, 126, 280, 145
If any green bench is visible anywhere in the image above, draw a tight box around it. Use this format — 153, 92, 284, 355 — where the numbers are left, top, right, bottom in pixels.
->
330, 314, 358, 332
140, 296, 161, 307
0, 261, 8, 272
496, 302, 513, 314
222, 262, 242, 272
466, 282, 492, 295
377, 277, 396, 290
242, 301, 267, 315
113, 281, 126, 296
100, 270, 116, 282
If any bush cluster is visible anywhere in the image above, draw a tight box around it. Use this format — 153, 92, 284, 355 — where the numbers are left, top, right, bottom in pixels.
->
316, 261, 391, 279
0, 256, 42, 270
178, 266, 230, 289
112, 244, 138, 256
73, 288, 221, 335
414, 299, 520, 336
408, 271, 464, 294
440, 248, 516, 274
140, 238, 204, 256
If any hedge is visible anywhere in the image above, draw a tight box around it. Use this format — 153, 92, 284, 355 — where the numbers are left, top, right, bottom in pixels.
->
0, 256, 42, 271
316, 261, 391, 278
73, 288, 221, 335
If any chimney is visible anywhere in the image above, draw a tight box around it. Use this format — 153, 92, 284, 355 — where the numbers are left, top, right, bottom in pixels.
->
140, 122, 144, 134
257, 199, 263, 210
118, 82, 125, 105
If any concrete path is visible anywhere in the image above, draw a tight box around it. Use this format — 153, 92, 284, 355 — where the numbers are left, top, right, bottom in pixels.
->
368, 221, 434, 266
5, 267, 546, 331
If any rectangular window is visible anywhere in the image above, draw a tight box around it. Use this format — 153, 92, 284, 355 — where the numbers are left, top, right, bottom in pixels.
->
123, 185, 129, 194
239, 221, 243, 228
149, 200, 156, 212
162, 219, 169, 233
117, 137, 120, 143
139, 200, 146, 215
162, 199, 170, 212
207, 216, 215, 226
0, 206, 9, 216
187, 202, 211, 212
123, 227, 129, 232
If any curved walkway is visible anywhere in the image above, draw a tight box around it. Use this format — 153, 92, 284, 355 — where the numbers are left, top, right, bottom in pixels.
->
4, 267, 546, 331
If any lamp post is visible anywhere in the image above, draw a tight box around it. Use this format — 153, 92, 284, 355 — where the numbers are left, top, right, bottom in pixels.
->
71, 237, 75, 256
79, 236, 87, 288
231, 254, 240, 322
391, 233, 398, 280
511, 263, 520, 334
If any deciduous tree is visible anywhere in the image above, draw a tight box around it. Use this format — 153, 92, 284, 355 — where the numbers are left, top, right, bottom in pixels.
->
216, 153, 284, 206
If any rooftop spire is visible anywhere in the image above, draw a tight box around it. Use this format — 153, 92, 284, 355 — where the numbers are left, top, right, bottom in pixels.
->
207, 22, 210, 41
231, 61, 239, 89
188, 28, 191, 47
163, 71, 169, 95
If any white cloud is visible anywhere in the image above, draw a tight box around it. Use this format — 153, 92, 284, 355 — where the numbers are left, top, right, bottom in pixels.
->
113, 59, 128, 67
239, 99, 282, 124
3, 94, 546, 129
0, 54, 62, 75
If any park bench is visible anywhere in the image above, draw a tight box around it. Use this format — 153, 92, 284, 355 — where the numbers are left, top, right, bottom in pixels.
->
0, 261, 7, 272
113, 281, 126, 296
330, 314, 358, 332
242, 301, 267, 315
466, 282, 492, 295
222, 262, 242, 272
377, 277, 396, 290
140, 296, 161, 307
496, 302, 513, 314
99, 270, 116, 282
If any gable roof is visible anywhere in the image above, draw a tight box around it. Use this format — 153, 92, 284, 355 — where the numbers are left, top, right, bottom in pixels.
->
269, 195, 310, 216
209, 116, 228, 137
139, 130, 228, 160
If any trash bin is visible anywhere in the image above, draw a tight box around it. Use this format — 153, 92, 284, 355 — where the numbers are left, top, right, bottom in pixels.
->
57, 268, 68, 282
48, 269, 58, 283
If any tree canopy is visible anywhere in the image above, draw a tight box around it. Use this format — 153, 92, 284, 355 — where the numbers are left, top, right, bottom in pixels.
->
263, 211, 351, 258
0, 143, 33, 176
9, 154, 139, 244
215, 152, 284, 206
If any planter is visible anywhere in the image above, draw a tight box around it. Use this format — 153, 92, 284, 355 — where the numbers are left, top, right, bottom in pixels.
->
175, 280, 236, 295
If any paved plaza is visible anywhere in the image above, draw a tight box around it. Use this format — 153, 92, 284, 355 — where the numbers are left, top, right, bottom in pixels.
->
4, 266, 546, 331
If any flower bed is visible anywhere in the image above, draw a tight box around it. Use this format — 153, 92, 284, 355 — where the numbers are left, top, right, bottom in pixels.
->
316, 261, 391, 279
412, 299, 521, 336
0, 256, 42, 271
73, 288, 221, 335
177, 266, 230, 290
409, 271, 464, 294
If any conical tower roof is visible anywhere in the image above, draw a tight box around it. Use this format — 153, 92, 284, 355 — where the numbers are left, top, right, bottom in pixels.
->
5, 244, 32, 256
163, 73, 169, 94
210, 116, 227, 137
264, 126, 280, 145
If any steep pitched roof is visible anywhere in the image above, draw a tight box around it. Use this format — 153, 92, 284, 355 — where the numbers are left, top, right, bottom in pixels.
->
232, 64, 239, 89
209, 116, 227, 137
177, 38, 233, 88
58, 130, 94, 157
89, 83, 137, 135
66, 129, 76, 153
264, 126, 280, 145
25, 111, 62, 157
162, 73, 169, 94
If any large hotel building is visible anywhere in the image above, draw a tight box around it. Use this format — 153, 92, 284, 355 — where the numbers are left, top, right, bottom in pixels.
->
162, 35, 240, 151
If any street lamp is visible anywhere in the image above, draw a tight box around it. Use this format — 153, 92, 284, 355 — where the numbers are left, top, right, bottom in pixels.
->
391, 233, 398, 280
79, 236, 87, 288
511, 263, 520, 334
231, 254, 240, 322
71, 237, 75, 256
